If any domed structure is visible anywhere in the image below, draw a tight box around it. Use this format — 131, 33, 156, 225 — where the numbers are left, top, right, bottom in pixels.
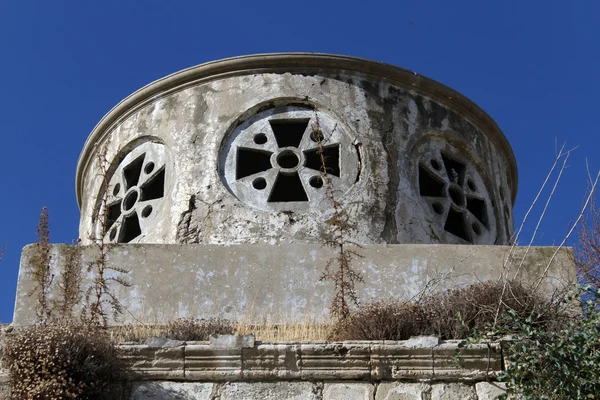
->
76, 53, 517, 247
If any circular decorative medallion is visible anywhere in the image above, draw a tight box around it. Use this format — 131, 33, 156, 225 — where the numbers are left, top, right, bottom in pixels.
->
414, 137, 496, 244
97, 141, 169, 243
221, 106, 359, 211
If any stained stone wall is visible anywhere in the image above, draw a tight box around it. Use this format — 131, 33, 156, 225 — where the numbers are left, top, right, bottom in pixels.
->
76, 54, 518, 247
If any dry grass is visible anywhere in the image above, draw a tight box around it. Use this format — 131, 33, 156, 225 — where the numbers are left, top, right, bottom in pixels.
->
109, 318, 330, 343
110, 318, 234, 343
236, 320, 331, 342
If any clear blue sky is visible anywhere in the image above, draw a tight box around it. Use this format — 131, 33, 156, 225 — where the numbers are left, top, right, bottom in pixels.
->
1, 1, 598, 323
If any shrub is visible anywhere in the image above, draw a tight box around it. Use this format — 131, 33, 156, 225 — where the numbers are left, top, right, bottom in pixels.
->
2, 323, 121, 400
479, 288, 600, 400
329, 280, 560, 341
329, 300, 425, 341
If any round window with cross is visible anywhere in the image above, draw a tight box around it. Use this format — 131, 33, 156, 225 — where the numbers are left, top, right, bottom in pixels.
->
414, 137, 497, 245
95, 141, 169, 243
221, 106, 360, 212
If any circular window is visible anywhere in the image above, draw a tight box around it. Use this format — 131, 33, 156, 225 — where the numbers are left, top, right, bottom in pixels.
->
96, 141, 169, 243
414, 137, 496, 245
221, 106, 360, 211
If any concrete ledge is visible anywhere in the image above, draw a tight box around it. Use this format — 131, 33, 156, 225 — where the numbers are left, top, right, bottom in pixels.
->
13, 244, 575, 325
118, 338, 502, 382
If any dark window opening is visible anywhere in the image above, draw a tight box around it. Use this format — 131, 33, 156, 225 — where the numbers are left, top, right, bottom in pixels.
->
448, 186, 465, 206
270, 119, 309, 148
268, 172, 308, 202
419, 165, 445, 197
441, 153, 466, 185
444, 208, 469, 242
467, 196, 488, 228
140, 168, 165, 201
105, 200, 122, 232
236, 148, 273, 179
121, 213, 141, 243
276, 151, 300, 168
123, 154, 145, 190
304, 145, 340, 177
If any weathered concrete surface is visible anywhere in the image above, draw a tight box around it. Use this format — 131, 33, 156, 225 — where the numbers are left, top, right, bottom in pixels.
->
375, 382, 430, 400
431, 383, 477, 400
219, 382, 320, 400
323, 383, 374, 400
0, 371, 9, 400
129, 382, 214, 399
13, 243, 574, 325
475, 382, 508, 400
76, 54, 517, 247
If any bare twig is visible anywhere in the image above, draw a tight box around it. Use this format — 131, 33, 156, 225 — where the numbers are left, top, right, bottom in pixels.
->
82, 144, 131, 326
533, 169, 600, 292
28, 207, 54, 325
513, 149, 573, 279
314, 111, 364, 319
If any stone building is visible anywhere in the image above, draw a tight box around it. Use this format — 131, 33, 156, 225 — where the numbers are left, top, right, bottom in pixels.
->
6, 54, 576, 399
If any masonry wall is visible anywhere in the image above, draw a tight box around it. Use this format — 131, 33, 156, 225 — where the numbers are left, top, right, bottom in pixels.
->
0, 334, 511, 400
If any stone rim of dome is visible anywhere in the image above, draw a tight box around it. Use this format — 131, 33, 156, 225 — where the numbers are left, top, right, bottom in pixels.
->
75, 52, 518, 208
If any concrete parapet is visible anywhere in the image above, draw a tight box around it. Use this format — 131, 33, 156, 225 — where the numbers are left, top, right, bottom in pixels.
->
13, 243, 575, 325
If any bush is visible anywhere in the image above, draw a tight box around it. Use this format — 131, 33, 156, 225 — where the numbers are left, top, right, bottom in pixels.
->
2, 323, 121, 400
329, 280, 560, 341
329, 300, 425, 341
500, 305, 600, 399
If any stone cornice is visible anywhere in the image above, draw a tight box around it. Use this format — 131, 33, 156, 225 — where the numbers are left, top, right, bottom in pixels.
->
119, 336, 502, 382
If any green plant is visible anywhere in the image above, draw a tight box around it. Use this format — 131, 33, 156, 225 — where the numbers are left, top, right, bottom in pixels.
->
461, 287, 600, 400
2, 323, 122, 400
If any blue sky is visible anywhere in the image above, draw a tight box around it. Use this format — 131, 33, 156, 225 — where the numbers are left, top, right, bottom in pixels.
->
0, 1, 598, 322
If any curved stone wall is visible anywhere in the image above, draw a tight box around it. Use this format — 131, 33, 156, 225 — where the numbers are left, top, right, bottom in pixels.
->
76, 54, 517, 246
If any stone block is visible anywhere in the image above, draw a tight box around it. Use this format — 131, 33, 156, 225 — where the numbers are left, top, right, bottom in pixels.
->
146, 337, 186, 348
0, 371, 10, 400
371, 344, 434, 380
323, 383, 374, 400
129, 382, 214, 399
432, 342, 501, 380
375, 383, 430, 400
119, 344, 184, 380
300, 343, 371, 380
210, 334, 255, 349
431, 383, 476, 400
242, 343, 301, 379
219, 382, 319, 400
405, 336, 440, 348
475, 382, 508, 400
185, 344, 241, 381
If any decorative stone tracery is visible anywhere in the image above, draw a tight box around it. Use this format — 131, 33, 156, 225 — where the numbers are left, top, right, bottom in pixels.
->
97, 141, 169, 243
415, 138, 496, 244
221, 107, 360, 212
